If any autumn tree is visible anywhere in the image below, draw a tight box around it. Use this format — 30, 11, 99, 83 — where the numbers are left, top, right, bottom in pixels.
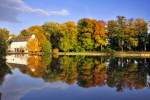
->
43, 21, 78, 52
63, 21, 78, 51
18, 16, 149, 52
26, 26, 52, 54
0, 28, 10, 56
27, 35, 41, 52
77, 18, 96, 51
93, 20, 108, 51
112, 16, 126, 51
58, 21, 79, 52
123, 19, 138, 50
134, 19, 148, 51
107, 16, 147, 51
0, 28, 9, 40
58, 24, 71, 52
19, 29, 30, 37
107, 20, 118, 50
43, 22, 60, 49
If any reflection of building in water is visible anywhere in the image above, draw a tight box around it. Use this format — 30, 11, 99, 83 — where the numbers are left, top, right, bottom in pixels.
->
6, 55, 29, 76
6, 55, 47, 78
5, 56, 150, 91
6, 55, 29, 65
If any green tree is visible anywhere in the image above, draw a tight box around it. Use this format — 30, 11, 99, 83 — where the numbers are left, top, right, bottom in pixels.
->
77, 18, 95, 51
0, 28, 9, 40
42, 22, 60, 49
58, 23, 72, 52
0, 28, 10, 57
115, 16, 126, 51
43, 21, 78, 52
108, 17, 148, 51
19, 29, 30, 37
64, 21, 78, 51
107, 20, 118, 50
41, 40, 52, 55
134, 19, 148, 51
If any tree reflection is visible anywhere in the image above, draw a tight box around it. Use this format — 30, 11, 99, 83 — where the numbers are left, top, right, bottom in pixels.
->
107, 58, 148, 91
44, 56, 78, 85
0, 59, 11, 85
0, 58, 12, 100
6, 55, 150, 92
77, 57, 107, 88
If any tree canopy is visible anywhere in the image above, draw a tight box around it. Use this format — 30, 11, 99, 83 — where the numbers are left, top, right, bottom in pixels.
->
1, 16, 150, 53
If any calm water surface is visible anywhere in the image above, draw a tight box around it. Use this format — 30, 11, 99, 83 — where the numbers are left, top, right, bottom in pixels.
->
0, 55, 150, 100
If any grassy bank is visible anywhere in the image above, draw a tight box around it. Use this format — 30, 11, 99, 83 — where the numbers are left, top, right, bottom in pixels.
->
7, 51, 150, 58
58, 51, 150, 58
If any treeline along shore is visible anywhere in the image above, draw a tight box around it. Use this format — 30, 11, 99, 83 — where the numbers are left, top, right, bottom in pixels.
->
0, 16, 150, 57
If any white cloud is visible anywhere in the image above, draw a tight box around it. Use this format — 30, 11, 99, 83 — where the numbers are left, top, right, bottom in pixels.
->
0, 0, 70, 23
48, 9, 70, 16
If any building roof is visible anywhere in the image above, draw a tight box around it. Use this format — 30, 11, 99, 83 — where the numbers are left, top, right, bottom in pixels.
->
10, 35, 34, 42
13, 36, 31, 42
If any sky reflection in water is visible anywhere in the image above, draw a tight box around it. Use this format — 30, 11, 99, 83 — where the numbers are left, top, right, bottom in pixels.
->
0, 55, 150, 100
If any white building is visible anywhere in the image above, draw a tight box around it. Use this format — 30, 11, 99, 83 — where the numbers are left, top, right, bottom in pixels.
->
147, 21, 150, 34
8, 34, 36, 53
8, 41, 28, 53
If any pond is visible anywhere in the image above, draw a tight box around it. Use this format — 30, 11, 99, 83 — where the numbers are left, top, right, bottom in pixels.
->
0, 55, 150, 100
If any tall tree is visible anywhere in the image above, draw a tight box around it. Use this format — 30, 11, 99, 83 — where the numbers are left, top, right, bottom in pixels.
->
107, 20, 118, 50
64, 21, 78, 51
77, 18, 95, 51
43, 21, 78, 52
108, 16, 129, 51
93, 20, 108, 51
116, 16, 126, 51
124, 19, 138, 50
42, 22, 60, 49
0, 28, 9, 56
58, 24, 71, 52
134, 19, 148, 51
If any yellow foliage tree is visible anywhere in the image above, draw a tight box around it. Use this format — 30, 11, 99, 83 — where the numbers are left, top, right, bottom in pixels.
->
27, 35, 41, 52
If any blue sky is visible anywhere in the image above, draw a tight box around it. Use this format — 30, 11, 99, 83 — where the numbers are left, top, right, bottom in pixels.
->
0, 0, 149, 34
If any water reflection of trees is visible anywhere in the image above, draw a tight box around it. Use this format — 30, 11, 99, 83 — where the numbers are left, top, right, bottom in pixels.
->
44, 56, 78, 85
7, 55, 150, 91
0, 59, 11, 85
14, 55, 51, 78
107, 58, 149, 91
77, 57, 107, 88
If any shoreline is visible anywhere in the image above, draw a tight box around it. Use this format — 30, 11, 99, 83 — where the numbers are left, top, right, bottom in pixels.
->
58, 52, 150, 58
6, 51, 150, 58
